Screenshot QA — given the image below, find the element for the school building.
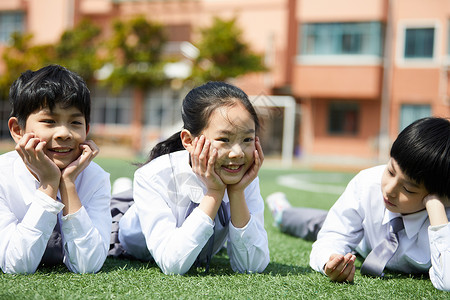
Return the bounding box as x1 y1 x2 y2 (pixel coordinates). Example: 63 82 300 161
0 0 449 166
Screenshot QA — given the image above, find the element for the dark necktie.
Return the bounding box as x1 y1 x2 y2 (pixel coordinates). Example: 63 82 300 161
39 216 63 267
185 201 229 272
360 216 404 277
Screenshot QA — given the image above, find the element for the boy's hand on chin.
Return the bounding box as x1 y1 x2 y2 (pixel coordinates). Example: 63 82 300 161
16 133 60 185
61 140 99 183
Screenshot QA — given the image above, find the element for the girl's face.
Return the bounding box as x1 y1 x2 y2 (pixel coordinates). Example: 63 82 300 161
201 101 256 185
381 158 429 214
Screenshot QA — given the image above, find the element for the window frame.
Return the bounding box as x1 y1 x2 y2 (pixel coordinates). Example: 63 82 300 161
327 101 360 136
297 21 384 66
0 11 25 44
397 20 440 67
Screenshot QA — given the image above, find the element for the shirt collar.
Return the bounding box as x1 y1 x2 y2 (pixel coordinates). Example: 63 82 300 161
382 208 429 239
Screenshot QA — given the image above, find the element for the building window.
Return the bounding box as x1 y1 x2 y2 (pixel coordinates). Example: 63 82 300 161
0 12 25 44
404 27 434 59
144 88 182 128
399 104 431 132
91 90 132 125
328 102 359 135
300 22 383 56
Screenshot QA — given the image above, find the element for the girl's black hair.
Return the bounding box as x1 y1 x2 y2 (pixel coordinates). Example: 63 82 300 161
390 117 450 198
9 64 91 128
144 81 260 164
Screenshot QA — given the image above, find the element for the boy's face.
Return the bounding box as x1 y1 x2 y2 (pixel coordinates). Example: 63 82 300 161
200 101 256 185
381 158 429 214
20 104 88 169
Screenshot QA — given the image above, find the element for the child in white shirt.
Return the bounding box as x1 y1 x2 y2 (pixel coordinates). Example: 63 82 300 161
0 65 111 274
115 81 270 275
267 117 450 291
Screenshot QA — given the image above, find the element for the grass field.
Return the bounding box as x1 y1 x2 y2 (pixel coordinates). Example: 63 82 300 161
0 156 448 299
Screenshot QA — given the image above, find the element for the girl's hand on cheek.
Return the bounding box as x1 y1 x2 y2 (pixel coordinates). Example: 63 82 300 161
16 132 60 185
61 140 99 183
190 135 225 194
228 136 264 193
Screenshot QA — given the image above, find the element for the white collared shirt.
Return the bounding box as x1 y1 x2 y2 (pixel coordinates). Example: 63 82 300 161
0 151 112 274
310 165 450 291
119 150 270 275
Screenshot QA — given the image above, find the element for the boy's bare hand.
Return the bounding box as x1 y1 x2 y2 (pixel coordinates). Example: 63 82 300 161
423 194 450 208
324 253 356 282
423 194 450 226
15 133 60 187
60 140 99 184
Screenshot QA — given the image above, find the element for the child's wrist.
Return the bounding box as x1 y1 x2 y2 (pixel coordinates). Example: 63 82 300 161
205 188 225 201
38 183 59 200
59 179 76 191
227 189 245 201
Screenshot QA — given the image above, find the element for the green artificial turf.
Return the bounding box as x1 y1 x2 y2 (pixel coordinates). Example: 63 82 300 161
0 159 448 299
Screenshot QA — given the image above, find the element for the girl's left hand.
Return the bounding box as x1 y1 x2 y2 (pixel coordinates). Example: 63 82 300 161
60 140 99 184
228 136 264 193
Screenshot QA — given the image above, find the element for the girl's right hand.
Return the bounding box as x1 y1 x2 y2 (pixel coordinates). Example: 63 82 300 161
15 133 61 196
190 135 226 195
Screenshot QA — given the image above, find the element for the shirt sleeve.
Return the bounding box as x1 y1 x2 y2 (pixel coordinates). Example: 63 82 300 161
60 167 112 274
309 174 365 274
132 170 214 275
428 223 450 291
227 177 270 273
0 189 63 274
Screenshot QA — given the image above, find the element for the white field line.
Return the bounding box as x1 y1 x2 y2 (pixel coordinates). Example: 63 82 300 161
276 174 347 195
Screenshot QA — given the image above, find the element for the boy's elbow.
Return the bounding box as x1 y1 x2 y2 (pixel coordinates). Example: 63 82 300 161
432 281 450 292
432 277 450 292
2 255 39 275
430 267 450 292
2 262 38 275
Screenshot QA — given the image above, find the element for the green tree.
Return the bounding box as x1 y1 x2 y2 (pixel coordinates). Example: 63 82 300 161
54 19 102 84
101 16 168 150
0 33 54 99
190 17 267 83
102 16 168 93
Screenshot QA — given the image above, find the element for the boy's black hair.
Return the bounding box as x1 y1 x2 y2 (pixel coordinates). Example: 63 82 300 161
390 117 450 199
9 64 91 128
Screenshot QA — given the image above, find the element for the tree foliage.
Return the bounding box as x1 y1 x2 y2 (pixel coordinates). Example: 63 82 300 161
0 33 54 99
54 19 102 84
102 16 168 93
190 17 267 83
0 19 101 99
